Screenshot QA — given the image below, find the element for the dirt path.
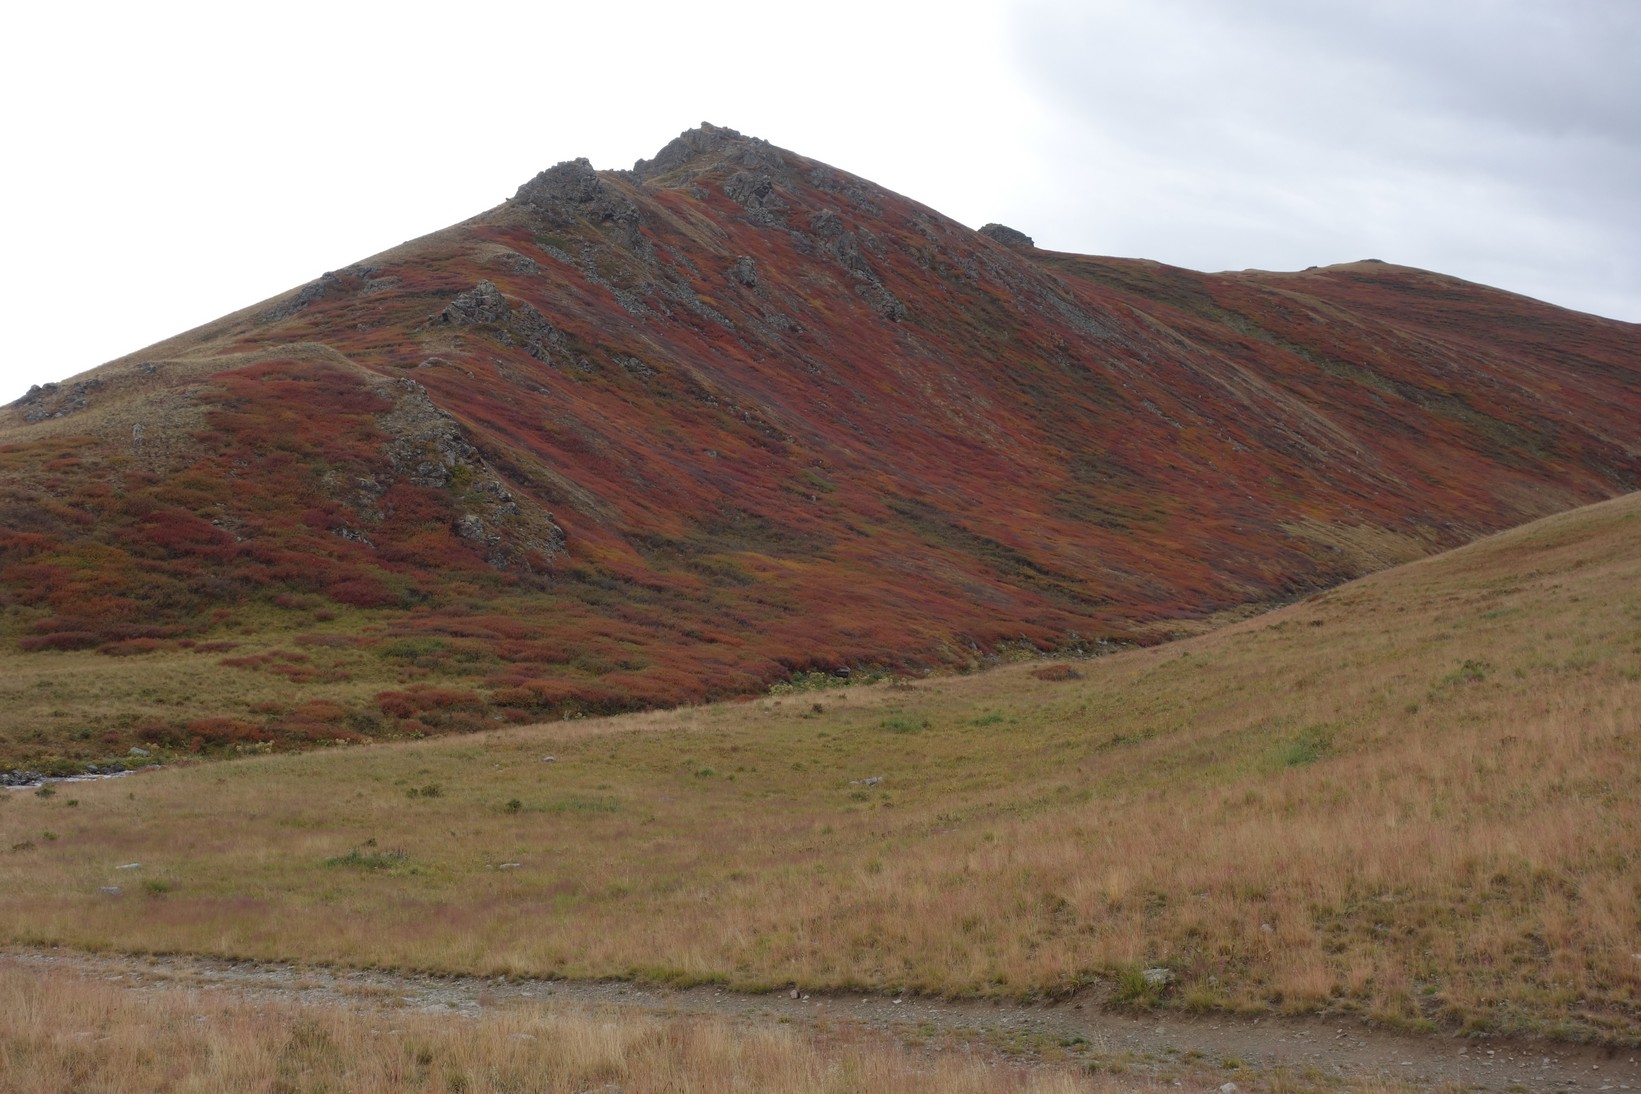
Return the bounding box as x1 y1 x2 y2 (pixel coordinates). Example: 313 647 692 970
7 947 1638 1091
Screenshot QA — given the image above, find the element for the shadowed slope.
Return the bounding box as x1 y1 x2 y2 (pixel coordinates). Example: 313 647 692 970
1 124 1636 763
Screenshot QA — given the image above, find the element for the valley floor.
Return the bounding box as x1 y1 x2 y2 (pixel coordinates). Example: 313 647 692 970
4 494 1640 1090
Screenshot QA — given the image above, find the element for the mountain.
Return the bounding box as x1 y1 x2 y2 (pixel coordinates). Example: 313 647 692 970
2 123 1637 763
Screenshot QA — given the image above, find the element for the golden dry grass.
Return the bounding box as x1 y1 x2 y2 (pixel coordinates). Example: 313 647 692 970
0 960 1124 1094
2 492 1638 1042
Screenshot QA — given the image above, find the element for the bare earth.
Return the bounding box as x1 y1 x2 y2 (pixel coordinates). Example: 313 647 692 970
7 948 1638 1091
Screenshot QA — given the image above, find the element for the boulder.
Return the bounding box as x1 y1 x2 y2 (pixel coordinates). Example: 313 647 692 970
979 223 1035 248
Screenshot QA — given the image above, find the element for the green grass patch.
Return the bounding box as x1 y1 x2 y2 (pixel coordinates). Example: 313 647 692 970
323 848 410 871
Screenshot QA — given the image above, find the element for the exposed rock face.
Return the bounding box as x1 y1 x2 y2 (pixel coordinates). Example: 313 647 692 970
259 264 384 322
806 212 906 320
632 122 785 181
374 378 566 568
439 280 512 326
515 157 605 206
724 170 786 226
489 250 540 276
728 256 758 288
979 223 1035 248
13 379 103 422
725 172 775 207
434 281 561 362
513 158 644 246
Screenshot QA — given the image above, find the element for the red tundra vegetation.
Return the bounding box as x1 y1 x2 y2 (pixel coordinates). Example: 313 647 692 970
1 124 1636 754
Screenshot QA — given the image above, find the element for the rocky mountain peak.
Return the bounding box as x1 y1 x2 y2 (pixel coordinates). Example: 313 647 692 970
632 122 787 182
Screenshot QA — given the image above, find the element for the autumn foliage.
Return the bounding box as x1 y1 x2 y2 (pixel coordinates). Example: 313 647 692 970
1 124 1637 758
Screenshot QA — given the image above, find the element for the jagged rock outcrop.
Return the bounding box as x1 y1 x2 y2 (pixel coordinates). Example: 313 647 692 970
979 223 1035 248
11 379 103 422
513 158 645 249
259 264 385 322
728 256 758 288
632 122 785 182
374 378 565 568
433 281 561 362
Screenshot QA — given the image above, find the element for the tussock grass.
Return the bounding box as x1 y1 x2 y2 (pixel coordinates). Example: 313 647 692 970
0 961 1114 1093
2 493 1639 1041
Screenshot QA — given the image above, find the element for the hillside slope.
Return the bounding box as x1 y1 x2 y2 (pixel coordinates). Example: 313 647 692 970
1 123 1637 761
5 488 1639 1041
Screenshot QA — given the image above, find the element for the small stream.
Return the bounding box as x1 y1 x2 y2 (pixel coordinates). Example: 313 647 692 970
1 765 149 789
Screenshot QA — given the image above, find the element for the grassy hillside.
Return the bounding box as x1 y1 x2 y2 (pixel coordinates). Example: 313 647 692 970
4 490 1637 1043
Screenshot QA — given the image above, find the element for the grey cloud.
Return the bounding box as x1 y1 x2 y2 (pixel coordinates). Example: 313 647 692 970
1005 0 1640 320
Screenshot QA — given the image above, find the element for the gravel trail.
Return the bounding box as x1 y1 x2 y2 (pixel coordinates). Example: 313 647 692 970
7 947 1638 1091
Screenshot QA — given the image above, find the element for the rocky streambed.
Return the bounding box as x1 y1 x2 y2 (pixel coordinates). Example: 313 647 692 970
1 761 150 789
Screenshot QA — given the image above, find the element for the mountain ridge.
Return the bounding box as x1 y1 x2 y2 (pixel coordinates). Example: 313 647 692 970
1 122 1636 762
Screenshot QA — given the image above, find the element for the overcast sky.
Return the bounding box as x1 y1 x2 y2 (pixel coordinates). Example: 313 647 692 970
3 0 1635 405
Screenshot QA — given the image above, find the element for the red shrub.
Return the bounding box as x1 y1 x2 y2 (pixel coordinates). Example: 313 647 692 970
0 532 53 561
376 691 419 719
376 686 485 720
19 632 101 651
268 664 347 683
140 510 233 556
293 633 355 648
327 577 397 608
186 717 274 746
268 717 355 742
97 638 169 656
491 686 539 707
